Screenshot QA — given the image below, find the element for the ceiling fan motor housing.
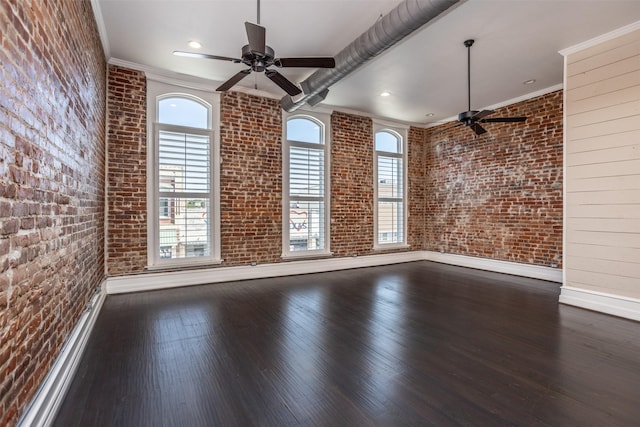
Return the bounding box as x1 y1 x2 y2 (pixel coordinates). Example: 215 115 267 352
241 44 275 72
458 110 478 124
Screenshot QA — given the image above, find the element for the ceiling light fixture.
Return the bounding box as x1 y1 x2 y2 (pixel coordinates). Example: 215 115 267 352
425 113 435 117
523 79 536 85
380 91 391 97
188 41 202 49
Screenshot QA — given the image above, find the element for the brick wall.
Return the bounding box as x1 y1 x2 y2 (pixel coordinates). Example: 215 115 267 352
0 0 106 425
330 112 375 256
220 92 283 265
106 66 147 275
102 68 562 270
424 91 563 266
408 126 426 249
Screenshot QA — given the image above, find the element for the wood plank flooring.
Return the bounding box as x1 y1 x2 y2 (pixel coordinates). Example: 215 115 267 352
53 261 640 426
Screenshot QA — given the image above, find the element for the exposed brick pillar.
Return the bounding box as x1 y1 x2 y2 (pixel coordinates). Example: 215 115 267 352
106 65 147 275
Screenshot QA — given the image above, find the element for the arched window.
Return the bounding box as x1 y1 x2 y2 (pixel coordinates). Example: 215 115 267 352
374 126 406 246
148 82 220 268
158 96 209 128
283 113 330 257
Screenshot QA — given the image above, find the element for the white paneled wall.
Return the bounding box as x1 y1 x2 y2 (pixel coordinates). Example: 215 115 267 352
561 23 640 319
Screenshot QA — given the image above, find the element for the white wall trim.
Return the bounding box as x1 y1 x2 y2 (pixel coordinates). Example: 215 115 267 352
423 251 563 283
89 0 110 59
109 58 221 92
18 283 107 427
106 252 424 294
108 58 281 100
559 286 640 322
559 20 640 56
106 251 565 294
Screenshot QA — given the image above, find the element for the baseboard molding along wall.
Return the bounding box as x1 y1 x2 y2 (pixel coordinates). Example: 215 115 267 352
106 251 425 294
18 282 107 427
422 251 563 283
107 250 562 294
559 286 640 322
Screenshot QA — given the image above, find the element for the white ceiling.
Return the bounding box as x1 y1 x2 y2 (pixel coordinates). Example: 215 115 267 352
94 0 640 126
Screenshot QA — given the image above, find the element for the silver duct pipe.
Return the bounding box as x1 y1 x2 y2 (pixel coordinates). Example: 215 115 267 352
280 0 461 112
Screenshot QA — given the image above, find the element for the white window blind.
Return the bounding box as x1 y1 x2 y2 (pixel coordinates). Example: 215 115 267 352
157 127 212 260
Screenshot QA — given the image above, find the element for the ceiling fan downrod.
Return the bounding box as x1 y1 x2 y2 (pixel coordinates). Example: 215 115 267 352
464 39 474 112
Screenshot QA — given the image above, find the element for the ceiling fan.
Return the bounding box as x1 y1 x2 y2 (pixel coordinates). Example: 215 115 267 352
453 39 527 135
173 1 335 96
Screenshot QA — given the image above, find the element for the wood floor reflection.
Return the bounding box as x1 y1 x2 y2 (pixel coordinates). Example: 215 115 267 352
54 261 640 426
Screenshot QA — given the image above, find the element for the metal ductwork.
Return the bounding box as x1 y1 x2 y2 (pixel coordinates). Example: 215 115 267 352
280 0 461 112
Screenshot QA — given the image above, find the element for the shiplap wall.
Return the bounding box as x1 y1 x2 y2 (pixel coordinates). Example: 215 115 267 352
564 27 640 299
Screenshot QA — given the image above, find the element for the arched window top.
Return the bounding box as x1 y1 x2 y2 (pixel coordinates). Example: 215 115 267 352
158 95 210 129
375 129 402 153
287 116 323 144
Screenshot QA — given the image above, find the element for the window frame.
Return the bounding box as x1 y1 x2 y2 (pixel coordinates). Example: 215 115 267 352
282 111 332 259
373 121 409 250
146 79 221 269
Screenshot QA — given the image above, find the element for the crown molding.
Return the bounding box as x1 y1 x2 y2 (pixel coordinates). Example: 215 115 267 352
559 20 640 56
89 0 110 58
108 58 279 99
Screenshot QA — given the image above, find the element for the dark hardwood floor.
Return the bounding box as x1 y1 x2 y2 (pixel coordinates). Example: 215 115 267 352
54 261 640 426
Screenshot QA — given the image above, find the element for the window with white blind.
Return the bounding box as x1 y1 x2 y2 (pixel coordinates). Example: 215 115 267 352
147 80 220 268
282 113 331 258
374 125 407 247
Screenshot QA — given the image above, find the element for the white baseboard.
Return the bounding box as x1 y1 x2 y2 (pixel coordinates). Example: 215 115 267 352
107 250 563 294
423 251 563 283
18 283 107 427
559 286 640 322
106 251 425 294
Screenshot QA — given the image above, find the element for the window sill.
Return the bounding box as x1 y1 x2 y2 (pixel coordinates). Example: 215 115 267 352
146 258 223 272
281 251 333 261
373 243 411 252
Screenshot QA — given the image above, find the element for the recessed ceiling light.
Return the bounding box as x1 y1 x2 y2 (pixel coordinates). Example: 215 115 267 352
188 41 202 49
425 113 435 117
380 91 391 97
523 79 536 85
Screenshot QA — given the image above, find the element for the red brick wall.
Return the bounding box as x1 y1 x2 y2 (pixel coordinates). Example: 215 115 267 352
220 92 282 265
106 66 147 275
424 91 563 266
103 70 561 270
408 126 427 249
330 112 374 256
0 1 106 425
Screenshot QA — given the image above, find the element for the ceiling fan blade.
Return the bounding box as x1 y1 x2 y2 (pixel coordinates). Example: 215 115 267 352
216 69 252 92
245 22 266 56
173 51 241 62
472 109 494 120
470 122 487 135
265 69 302 96
480 117 528 123
274 57 336 68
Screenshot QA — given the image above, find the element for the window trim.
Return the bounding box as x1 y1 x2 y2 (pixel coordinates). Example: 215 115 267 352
282 111 332 259
373 121 409 250
146 80 221 269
